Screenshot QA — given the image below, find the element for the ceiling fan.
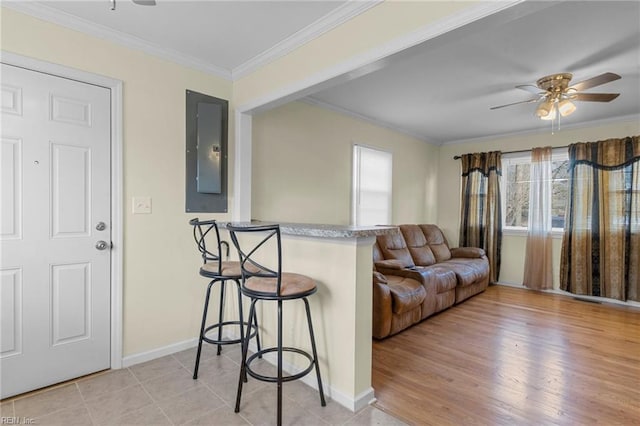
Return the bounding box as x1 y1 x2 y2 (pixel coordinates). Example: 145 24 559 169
110 0 156 11
490 72 621 120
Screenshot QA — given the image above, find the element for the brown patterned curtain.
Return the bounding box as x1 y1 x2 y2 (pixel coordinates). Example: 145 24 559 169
560 136 640 302
459 151 502 283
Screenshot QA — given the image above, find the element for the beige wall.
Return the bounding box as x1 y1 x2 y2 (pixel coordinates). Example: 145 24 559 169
252 101 439 225
1 7 234 356
437 119 640 287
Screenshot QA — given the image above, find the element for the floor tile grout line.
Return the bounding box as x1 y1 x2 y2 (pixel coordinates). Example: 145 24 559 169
129 365 178 426
17 380 86 422
135 360 247 426
192 354 255 425
73 381 99 426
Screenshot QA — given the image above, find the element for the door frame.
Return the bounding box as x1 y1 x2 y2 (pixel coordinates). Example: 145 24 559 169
1 51 124 369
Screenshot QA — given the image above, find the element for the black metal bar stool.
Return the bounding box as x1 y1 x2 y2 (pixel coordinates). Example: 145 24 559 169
227 223 326 426
189 218 261 379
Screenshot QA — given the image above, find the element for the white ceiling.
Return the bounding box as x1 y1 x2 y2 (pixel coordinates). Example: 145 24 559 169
8 0 640 145
308 1 640 144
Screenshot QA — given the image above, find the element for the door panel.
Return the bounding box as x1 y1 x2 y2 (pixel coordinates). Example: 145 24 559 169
1 137 22 239
0 63 111 398
51 143 91 237
51 262 91 346
0 268 23 358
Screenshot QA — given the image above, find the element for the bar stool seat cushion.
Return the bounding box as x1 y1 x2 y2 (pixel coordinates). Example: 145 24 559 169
200 261 242 278
246 273 316 296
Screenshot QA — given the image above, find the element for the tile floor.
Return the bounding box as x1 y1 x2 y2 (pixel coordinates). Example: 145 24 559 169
0 345 406 425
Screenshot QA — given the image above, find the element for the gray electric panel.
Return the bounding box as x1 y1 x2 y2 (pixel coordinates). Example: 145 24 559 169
196 102 222 194
185 90 228 213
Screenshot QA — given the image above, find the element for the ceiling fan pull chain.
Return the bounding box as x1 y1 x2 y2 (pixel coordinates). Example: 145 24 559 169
111 0 116 11
556 107 561 134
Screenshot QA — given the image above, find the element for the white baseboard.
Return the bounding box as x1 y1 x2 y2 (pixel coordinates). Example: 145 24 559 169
249 339 374 412
495 282 640 308
121 338 198 368
120 334 372 412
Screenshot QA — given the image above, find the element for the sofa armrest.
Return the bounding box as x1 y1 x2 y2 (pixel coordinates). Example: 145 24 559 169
373 271 388 284
372 272 392 339
374 259 406 270
373 265 431 284
450 247 486 258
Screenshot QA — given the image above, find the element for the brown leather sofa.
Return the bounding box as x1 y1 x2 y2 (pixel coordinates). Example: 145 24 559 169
372 224 490 339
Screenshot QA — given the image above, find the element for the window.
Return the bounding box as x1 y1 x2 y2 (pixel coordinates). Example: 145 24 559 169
502 150 569 232
352 145 392 226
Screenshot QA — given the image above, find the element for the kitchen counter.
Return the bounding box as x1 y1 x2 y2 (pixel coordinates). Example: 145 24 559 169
221 221 397 239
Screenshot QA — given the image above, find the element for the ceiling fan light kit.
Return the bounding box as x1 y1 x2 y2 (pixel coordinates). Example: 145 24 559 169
558 99 576 117
492 71 621 123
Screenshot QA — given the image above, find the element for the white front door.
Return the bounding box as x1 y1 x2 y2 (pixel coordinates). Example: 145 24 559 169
1 64 111 399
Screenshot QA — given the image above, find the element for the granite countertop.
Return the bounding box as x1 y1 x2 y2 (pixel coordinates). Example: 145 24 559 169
220 221 398 239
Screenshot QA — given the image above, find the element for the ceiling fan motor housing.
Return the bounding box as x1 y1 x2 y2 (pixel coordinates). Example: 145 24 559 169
536 73 573 94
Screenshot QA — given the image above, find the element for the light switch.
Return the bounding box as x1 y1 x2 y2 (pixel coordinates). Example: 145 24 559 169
132 196 152 214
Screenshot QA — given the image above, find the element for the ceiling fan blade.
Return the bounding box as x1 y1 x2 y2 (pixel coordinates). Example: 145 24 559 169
569 72 621 92
132 0 156 5
572 93 620 102
490 98 541 110
515 85 543 95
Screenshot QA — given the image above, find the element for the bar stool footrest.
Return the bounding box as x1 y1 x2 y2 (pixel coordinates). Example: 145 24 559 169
202 320 258 346
246 347 315 383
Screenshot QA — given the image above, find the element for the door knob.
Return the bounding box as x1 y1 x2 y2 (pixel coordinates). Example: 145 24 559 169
95 240 109 250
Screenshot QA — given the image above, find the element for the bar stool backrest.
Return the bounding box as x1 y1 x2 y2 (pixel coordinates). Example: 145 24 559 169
189 218 229 276
227 224 283 297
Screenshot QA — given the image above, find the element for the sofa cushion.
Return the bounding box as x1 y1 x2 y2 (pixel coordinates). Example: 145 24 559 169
376 231 415 268
387 276 426 314
447 258 490 280
399 224 436 266
418 265 457 293
419 225 452 262
438 261 482 287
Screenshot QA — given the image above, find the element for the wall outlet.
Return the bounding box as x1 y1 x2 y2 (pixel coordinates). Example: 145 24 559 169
132 196 152 214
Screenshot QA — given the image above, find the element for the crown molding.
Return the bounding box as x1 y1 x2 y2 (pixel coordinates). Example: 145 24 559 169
231 0 383 80
3 0 382 82
2 2 233 80
302 96 435 144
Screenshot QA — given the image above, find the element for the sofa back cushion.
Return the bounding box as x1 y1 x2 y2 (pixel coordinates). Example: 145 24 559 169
376 230 415 268
399 224 436 266
419 224 452 262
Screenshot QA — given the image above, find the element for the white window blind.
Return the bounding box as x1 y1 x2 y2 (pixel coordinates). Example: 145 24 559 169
352 145 392 226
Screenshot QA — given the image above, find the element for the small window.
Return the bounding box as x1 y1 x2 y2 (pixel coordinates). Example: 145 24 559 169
502 150 569 232
352 145 392 226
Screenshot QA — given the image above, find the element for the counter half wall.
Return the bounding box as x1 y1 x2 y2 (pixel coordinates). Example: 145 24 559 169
220 222 397 411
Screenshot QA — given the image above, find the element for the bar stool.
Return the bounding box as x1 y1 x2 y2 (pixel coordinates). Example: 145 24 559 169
189 218 261 379
227 224 326 426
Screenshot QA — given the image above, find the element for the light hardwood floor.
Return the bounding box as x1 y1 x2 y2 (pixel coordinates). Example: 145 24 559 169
372 285 640 426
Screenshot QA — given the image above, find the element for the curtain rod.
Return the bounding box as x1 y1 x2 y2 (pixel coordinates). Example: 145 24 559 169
453 145 570 160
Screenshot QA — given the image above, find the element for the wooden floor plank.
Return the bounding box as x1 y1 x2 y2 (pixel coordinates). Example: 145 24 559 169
372 285 640 425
